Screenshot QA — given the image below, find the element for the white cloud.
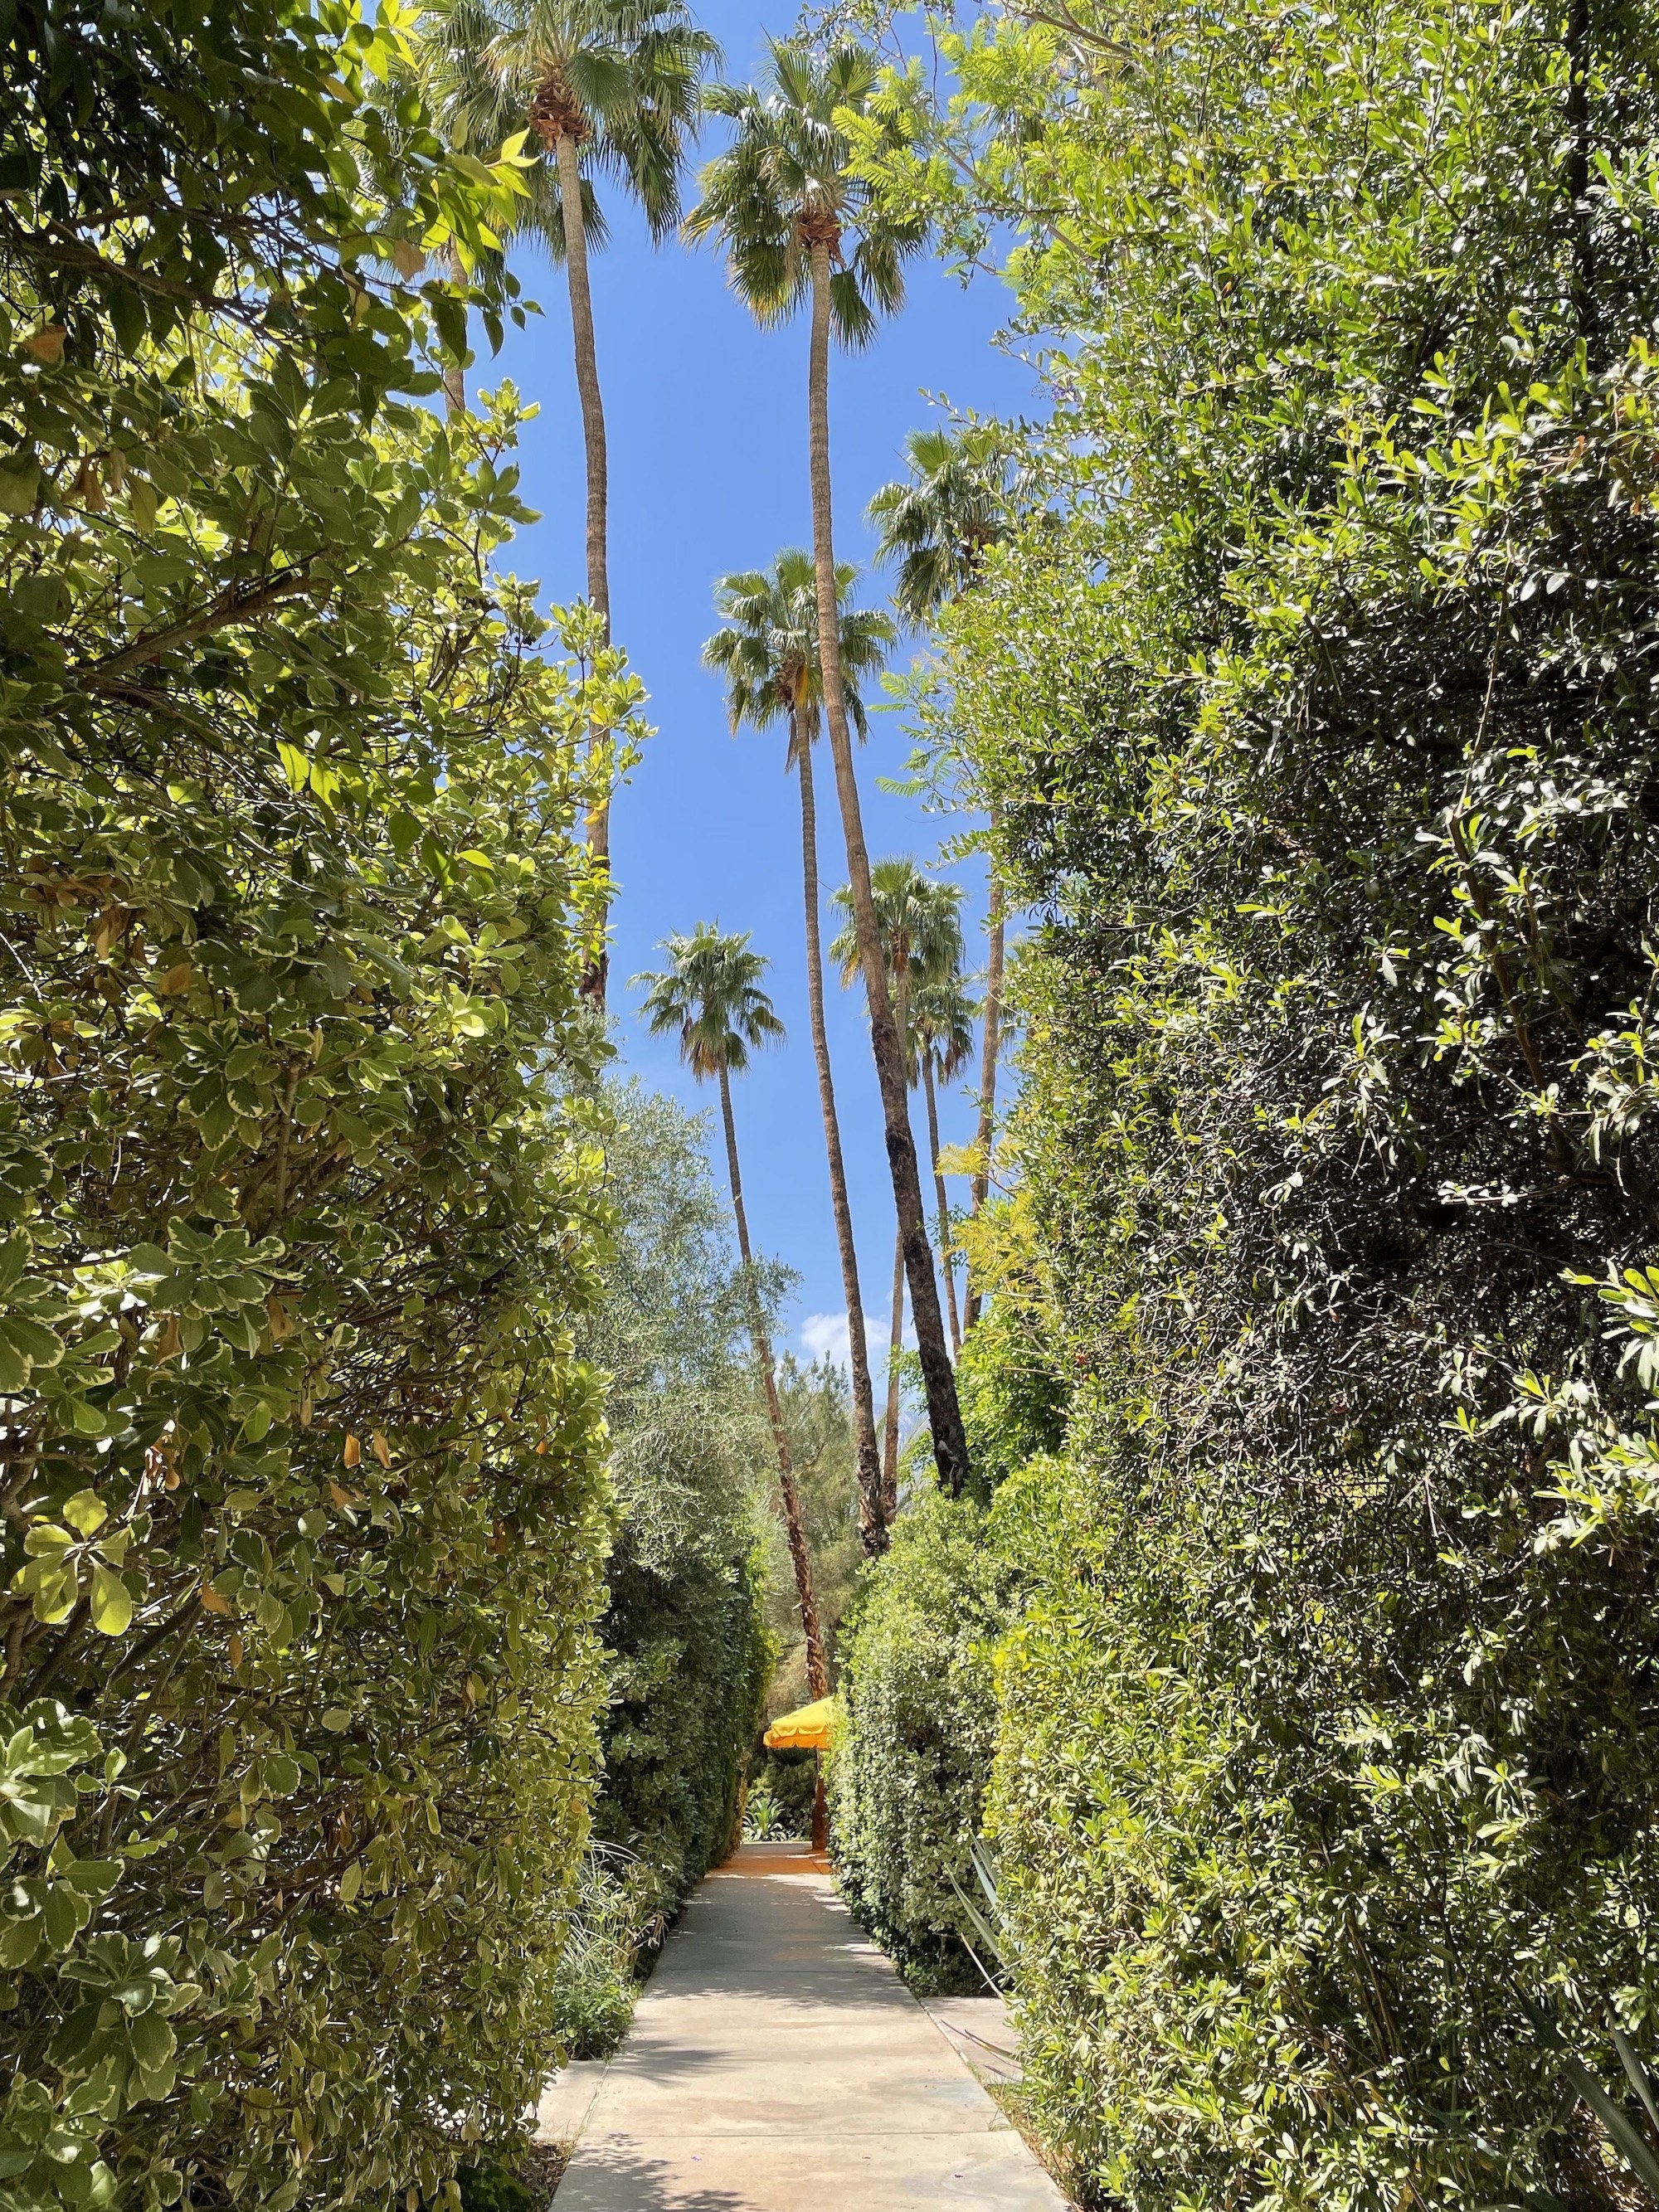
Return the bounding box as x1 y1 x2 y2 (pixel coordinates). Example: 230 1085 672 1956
800 1309 902 1376
800 1312 852 1373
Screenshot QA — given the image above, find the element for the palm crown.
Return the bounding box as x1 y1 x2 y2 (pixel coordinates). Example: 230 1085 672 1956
703 551 893 762
684 40 927 345
907 972 975 1087
421 0 718 252
867 424 1014 625
635 923 785 1081
829 861 964 1009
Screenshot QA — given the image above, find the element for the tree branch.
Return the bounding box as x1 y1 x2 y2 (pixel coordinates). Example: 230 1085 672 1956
72 564 314 693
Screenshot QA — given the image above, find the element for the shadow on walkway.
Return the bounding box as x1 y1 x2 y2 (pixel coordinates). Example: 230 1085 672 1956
549 1845 1070 2211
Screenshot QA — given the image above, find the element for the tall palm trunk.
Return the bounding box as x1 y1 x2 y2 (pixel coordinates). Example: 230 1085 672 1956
922 1053 962 1355
965 816 1005 1332
805 231 971 1499
795 708 886 1553
881 950 912 1519
881 1225 903 1523
554 127 614 1007
716 1062 828 1698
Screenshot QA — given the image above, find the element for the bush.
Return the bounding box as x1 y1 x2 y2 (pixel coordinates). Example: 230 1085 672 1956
886 0 1659 2198
455 2162 538 2212
953 1280 1068 1495
577 1088 774 1966
830 1490 1025 1988
0 3 640 2202
549 1846 662 2063
596 1538 771 1904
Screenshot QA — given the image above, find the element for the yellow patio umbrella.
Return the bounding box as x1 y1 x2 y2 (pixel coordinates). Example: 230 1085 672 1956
764 1696 836 1753
761 1698 836 1850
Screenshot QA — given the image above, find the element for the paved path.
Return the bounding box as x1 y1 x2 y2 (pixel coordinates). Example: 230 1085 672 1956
549 1841 1069 2211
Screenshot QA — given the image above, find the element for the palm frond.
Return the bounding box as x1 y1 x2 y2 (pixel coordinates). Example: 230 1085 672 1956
418 0 715 254
686 36 927 339
633 925 785 1080
703 552 891 762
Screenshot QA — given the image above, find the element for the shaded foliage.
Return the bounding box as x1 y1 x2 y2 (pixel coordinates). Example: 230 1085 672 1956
851 0 1659 2200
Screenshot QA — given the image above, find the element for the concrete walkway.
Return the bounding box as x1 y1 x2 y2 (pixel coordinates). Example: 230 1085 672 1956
549 1841 1069 2211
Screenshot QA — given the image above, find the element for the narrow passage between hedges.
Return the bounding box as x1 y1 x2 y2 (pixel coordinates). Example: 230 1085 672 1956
544 1841 1068 2211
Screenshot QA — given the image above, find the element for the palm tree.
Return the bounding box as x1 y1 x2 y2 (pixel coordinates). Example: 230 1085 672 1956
867 423 1010 622
868 423 1017 1329
908 974 975 1359
703 551 895 1552
421 0 718 1000
635 926 827 1697
830 863 963 1522
686 43 972 1497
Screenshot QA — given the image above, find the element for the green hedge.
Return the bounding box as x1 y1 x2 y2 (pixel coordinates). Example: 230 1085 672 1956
577 1088 776 1952
596 1537 771 1906
890 0 1659 2198
0 3 639 2202
830 1490 1025 1989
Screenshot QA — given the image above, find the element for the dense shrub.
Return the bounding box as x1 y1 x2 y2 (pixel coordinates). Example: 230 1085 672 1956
578 1091 774 1946
830 1490 1024 1987
596 1540 770 1903
951 1279 1067 1495
744 1748 816 1840
863 0 1659 2200
0 2 641 2203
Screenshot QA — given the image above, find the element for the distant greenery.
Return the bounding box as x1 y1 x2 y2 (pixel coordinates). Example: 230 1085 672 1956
582 1088 775 1948
759 1355 864 1709
743 1749 816 1841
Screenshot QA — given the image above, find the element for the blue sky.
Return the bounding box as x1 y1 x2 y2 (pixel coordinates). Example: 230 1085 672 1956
483 7 1035 1369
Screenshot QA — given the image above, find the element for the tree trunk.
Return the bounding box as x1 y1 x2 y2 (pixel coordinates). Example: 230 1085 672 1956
882 1223 904 1524
881 951 912 1519
965 817 1005 1332
805 234 971 1497
718 1065 828 1699
922 1054 962 1356
795 711 886 1553
555 128 613 1007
